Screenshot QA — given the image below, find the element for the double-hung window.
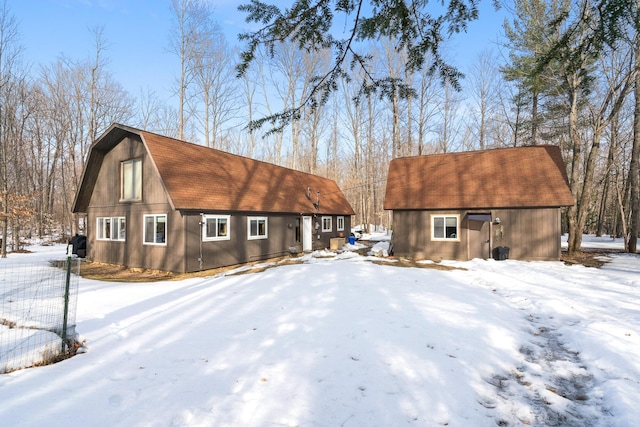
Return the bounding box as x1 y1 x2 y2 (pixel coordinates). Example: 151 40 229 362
337 216 345 232
121 158 142 201
248 217 267 240
144 214 166 245
97 217 126 241
431 215 459 240
322 216 332 232
203 215 230 241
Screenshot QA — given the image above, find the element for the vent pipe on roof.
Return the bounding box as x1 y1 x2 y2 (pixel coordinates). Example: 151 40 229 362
314 191 320 210
306 187 311 199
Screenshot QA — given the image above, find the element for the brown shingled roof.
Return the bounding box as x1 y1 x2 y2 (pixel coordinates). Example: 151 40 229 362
140 131 354 214
383 145 575 210
73 124 354 215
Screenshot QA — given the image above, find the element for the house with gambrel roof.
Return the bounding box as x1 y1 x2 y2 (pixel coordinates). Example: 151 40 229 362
73 124 354 273
383 145 575 261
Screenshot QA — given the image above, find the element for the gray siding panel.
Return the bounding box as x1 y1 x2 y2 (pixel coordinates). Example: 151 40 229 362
493 208 561 260
88 203 182 271
86 135 179 271
182 213 351 273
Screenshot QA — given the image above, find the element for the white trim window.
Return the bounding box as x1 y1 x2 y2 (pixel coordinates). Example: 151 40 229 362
121 158 142 201
97 217 126 241
322 216 332 232
144 214 167 245
248 217 267 240
203 215 230 241
431 215 459 241
337 216 345 232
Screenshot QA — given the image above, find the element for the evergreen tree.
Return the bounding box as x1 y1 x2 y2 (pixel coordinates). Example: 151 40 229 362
236 0 489 131
500 0 568 146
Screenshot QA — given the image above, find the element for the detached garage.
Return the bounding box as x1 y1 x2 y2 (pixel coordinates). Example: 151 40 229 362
383 145 575 261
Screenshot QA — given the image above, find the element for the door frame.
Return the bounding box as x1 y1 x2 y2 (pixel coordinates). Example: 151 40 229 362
467 213 491 260
302 216 312 252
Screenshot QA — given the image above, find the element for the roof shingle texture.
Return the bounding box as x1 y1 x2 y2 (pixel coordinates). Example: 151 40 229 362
384 145 575 210
141 131 354 215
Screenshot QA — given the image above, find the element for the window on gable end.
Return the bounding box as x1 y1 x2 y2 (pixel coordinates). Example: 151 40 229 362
121 158 142 201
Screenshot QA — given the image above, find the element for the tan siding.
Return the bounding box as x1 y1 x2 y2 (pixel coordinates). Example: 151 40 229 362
493 208 561 260
392 210 468 260
392 208 562 261
88 136 170 208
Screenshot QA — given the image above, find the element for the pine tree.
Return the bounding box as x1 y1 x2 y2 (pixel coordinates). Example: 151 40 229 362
236 0 486 132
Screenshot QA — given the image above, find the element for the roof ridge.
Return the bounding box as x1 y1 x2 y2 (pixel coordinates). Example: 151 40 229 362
392 144 560 161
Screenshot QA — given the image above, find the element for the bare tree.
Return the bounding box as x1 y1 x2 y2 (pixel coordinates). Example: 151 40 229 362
31 27 133 239
436 81 464 153
412 59 442 155
300 91 328 174
240 71 258 158
137 87 165 131
299 49 331 173
558 3 633 254
595 45 634 237
340 71 366 228
188 21 239 148
249 45 286 164
168 0 211 140
270 42 318 168
466 50 500 150
380 38 404 159
627 6 640 252
0 1 26 257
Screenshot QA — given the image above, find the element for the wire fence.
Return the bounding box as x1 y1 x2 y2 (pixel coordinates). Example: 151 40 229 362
0 257 80 374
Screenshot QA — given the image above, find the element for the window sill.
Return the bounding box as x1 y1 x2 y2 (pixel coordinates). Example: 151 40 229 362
203 237 231 242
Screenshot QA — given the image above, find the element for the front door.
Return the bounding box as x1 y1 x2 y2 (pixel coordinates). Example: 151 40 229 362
302 216 313 252
468 218 490 259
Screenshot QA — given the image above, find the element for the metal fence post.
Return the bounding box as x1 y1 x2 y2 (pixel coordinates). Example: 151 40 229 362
61 255 72 353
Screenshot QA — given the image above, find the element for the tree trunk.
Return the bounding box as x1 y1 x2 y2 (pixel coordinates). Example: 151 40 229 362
627 40 640 252
530 90 538 145
597 120 618 236
566 82 583 254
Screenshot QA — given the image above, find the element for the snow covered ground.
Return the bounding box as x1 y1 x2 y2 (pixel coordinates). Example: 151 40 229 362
0 235 638 426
